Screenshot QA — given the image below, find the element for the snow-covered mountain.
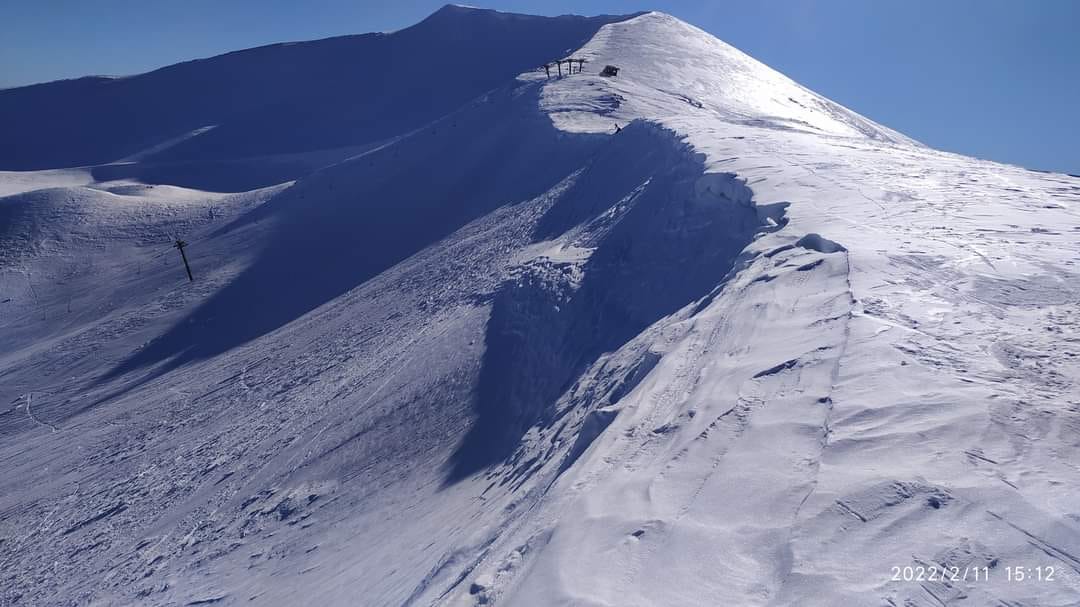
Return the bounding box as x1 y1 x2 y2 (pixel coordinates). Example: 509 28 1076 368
0 5 635 184
2 6 1079 607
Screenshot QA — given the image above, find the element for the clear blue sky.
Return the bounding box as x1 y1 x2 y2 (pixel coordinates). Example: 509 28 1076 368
2 0 1077 174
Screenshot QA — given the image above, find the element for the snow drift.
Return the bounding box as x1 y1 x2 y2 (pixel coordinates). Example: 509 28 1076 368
2 6 1079 607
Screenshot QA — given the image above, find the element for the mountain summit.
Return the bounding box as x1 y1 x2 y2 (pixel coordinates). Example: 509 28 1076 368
541 11 915 144
1 7 1078 607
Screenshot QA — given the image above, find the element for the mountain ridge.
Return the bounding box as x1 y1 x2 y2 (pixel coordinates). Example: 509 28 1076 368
1 6 1078 607
0 5 638 174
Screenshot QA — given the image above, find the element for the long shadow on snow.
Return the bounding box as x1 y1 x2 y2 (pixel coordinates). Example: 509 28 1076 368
447 123 765 482
0 6 637 170
97 83 606 390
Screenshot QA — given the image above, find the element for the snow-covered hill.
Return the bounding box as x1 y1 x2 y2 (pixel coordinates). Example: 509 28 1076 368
0 6 635 184
2 7 1079 607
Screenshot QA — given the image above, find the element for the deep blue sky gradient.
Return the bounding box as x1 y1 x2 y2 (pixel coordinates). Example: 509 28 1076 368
2 0 1077 173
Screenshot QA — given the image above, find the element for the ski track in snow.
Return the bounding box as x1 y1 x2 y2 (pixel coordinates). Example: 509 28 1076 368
22 392 59 432
1 7 1079 607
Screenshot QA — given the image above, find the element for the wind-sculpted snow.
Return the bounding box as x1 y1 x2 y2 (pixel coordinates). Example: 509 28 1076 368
450 123 763 481
99 81 606 388
446 13 1080 607
2 6 1080 607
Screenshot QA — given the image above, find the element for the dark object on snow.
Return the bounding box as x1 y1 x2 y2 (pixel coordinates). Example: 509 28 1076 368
548 58 587 77
600 65 620 77
174 238 194 282
614 123 621 133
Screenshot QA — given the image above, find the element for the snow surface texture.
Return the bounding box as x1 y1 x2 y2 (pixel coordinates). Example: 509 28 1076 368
2 7 1080 607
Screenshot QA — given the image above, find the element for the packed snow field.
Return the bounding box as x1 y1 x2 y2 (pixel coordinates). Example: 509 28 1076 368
2 6 1079 607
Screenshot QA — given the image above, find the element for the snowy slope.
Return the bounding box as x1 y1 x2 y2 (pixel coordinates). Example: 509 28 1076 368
0 5 634 185
451 14 1080 607
540 11 916 145
2 7 1079 607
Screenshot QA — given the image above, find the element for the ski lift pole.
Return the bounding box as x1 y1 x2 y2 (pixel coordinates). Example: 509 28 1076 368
174 238 194 282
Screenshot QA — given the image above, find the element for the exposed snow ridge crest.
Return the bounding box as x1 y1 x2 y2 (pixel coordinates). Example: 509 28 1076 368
537 10 917 147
